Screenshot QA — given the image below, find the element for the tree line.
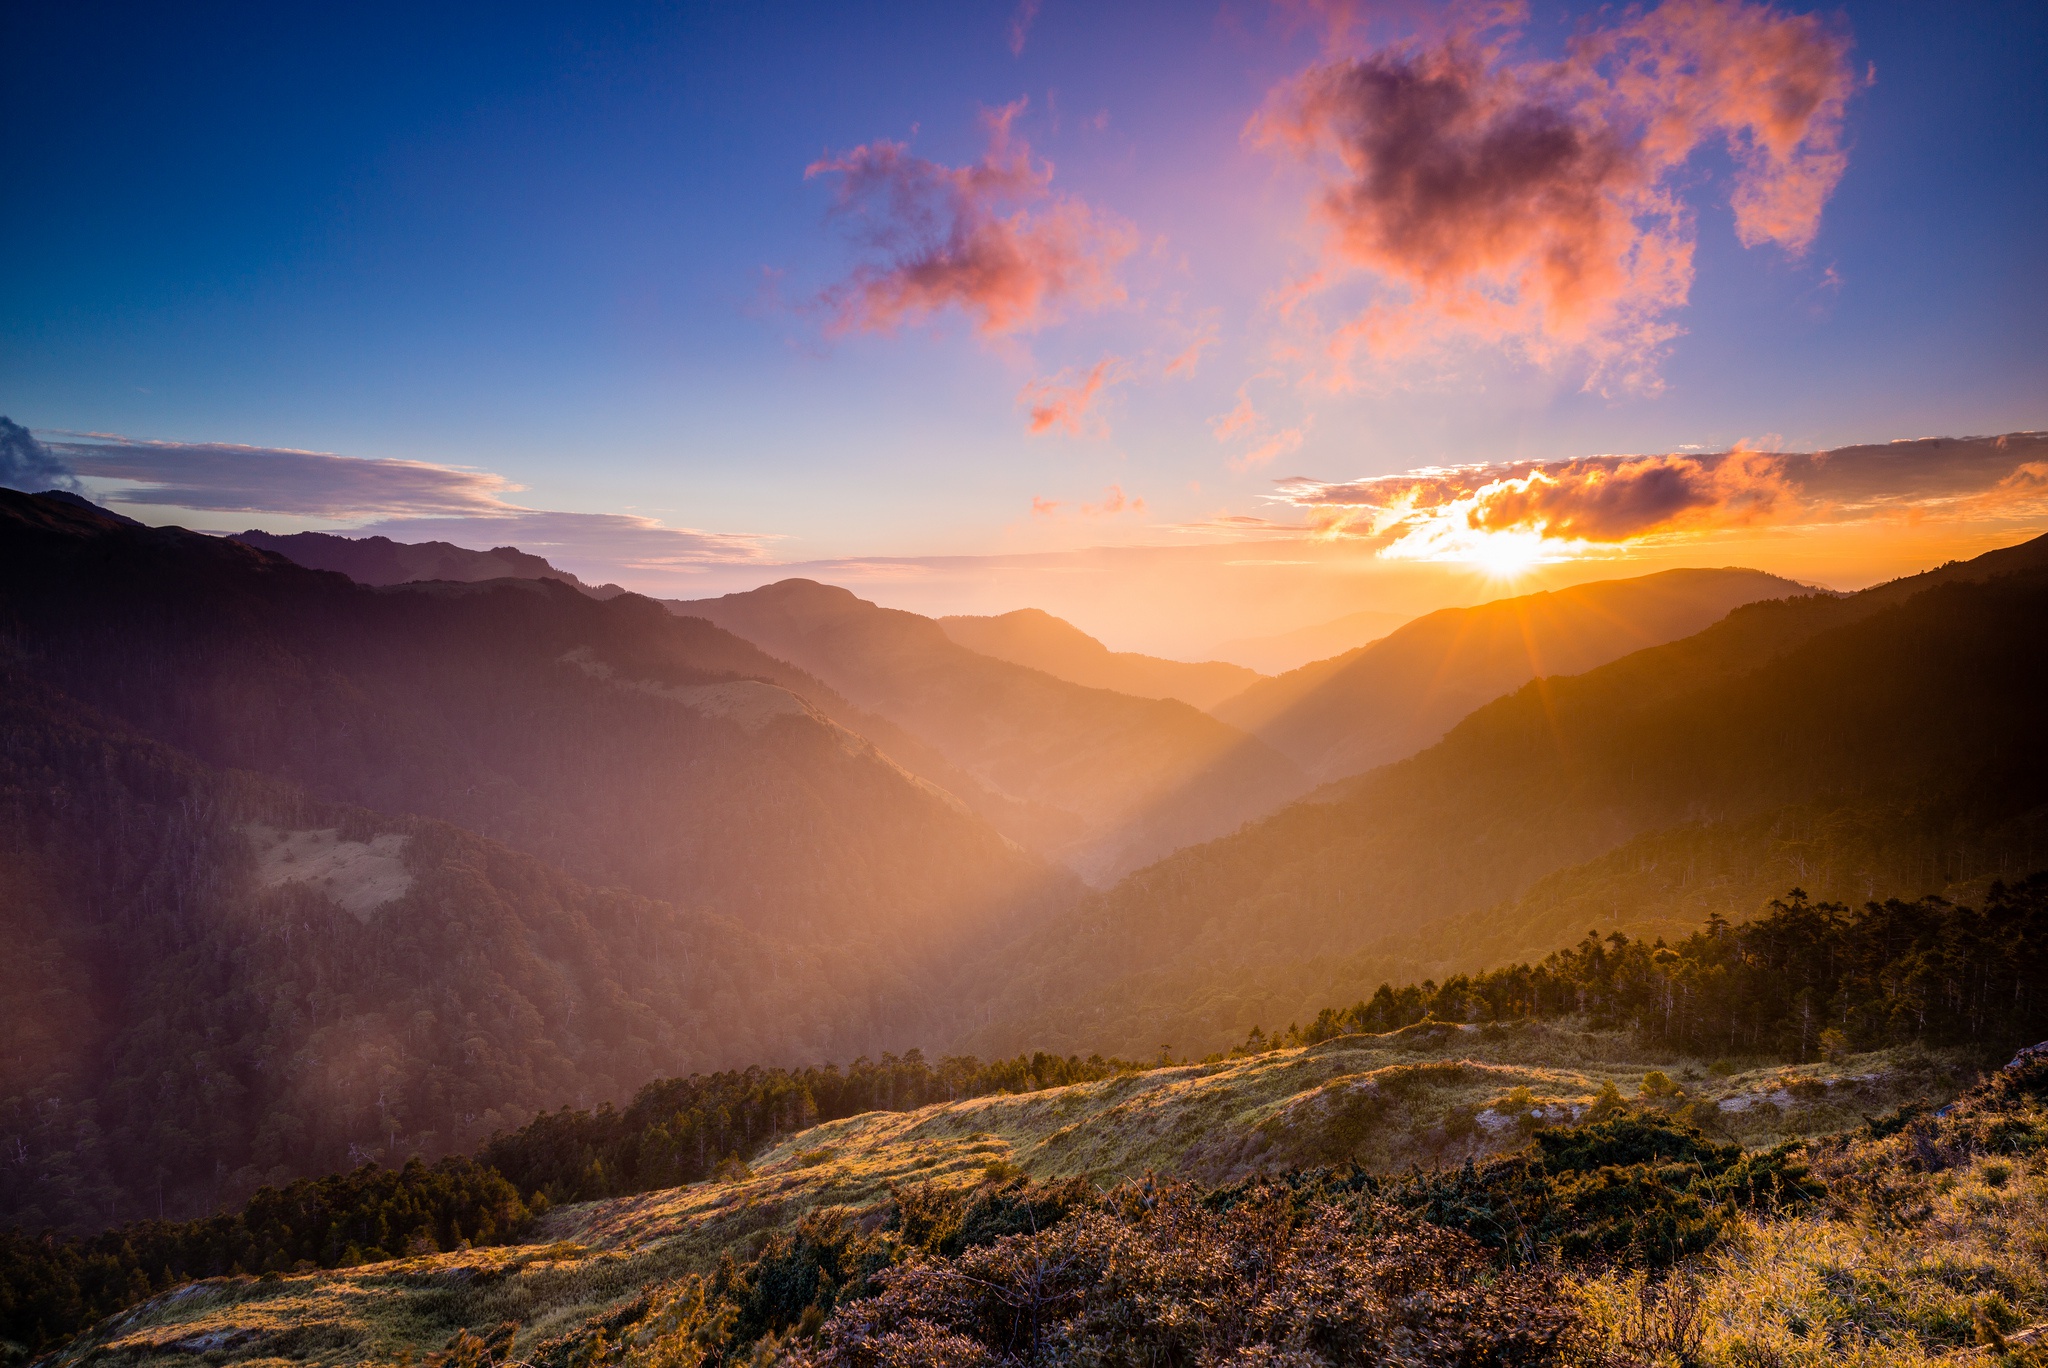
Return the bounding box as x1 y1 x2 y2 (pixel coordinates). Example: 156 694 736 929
1246 877 2048 1063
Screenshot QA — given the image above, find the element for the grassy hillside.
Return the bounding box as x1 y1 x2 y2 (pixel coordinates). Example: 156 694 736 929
1212 567 1812 782
28 1032 2019 1368
960 551 2048 1058
676 579 1310 882
937 608 1261 711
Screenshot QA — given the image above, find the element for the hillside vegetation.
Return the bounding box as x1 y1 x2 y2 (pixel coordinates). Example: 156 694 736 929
8 877 2038 1361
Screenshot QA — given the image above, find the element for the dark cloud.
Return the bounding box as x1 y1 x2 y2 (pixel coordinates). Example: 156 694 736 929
0 417 84 493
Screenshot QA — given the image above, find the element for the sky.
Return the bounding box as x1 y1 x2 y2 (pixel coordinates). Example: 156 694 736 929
3 0 2045 656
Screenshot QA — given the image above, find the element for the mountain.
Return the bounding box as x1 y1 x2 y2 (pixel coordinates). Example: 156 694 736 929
1210 607 1413 675
229 527 629 597
938 608 1262 712
959 538 2048 1058
673 580 1312 882
0 491 1064 1230
1213 568 1812 782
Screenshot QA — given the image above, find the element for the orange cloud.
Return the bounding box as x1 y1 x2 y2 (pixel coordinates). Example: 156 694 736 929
1275 434 2048 562
1251 0 1858 388
1019 357 1125 437
1030 485 1148 520
808 102 1137 338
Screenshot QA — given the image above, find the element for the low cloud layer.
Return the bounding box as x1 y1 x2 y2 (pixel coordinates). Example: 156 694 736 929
49 434 521 519
28 430 773 583
807 102 1137 338
1253 0 1858 388
1276 434 2048 561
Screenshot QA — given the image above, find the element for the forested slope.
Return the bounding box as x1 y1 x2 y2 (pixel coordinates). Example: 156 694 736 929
960 544 2048 1058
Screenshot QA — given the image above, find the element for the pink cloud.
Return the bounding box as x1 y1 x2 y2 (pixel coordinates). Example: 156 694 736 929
1019 357 1126 437
1007 0 1041 56
1209 392 1260 442
1251 0 1858 388
1234 427 1308 472
807 102 1137 339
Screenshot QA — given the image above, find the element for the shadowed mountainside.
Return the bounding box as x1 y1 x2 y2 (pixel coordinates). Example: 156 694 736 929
938 608 1261 711
0 491 1069 1229
1213 568 1814 783
230 527 630 598
675 579 1311 882
959 538 2048 1058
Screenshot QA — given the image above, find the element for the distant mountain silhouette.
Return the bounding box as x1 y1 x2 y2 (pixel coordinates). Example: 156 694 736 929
674 580 1312 882
1213 568 1814 782
230 527 629 597
1210 607 1413 676
939 608 1261 711
0 491 1064 1230
963 538 2048 1058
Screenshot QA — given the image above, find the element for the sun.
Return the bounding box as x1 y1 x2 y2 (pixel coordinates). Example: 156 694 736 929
1463 530 1547 580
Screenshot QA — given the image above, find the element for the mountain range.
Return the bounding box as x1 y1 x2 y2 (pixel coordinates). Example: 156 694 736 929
958 540 2048 1058
1212 568 1812 782
0 491 1062 1230
7 488 2045 1244
674 579 1311 882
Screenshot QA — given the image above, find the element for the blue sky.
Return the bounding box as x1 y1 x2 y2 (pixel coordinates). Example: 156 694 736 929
3 1 2044 651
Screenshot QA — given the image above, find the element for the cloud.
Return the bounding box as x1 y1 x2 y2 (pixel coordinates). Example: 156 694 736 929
1251 0 1858 388
1007 0 1041 56
1082 484 1145 515
39 431 773 584
51 434 519 519
807 101 1137 338
1019 356 1125 437
1273 433 2048 561
0 416 84 492
1032 485 1148 519
1163 324 1219 378
1235 426 1308 472
1209 393 1260 442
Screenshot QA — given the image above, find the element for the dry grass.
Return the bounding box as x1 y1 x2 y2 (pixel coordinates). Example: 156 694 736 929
1566 1102 2048 1367
47 1025 1961 1367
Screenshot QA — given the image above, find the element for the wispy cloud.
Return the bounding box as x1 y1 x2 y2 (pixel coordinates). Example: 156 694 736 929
807 101 1137 339
1020 357 1126 437
1252 0 1859 389
1030 484 1148 519
1006 0 1042 56
1273 433 2048 562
